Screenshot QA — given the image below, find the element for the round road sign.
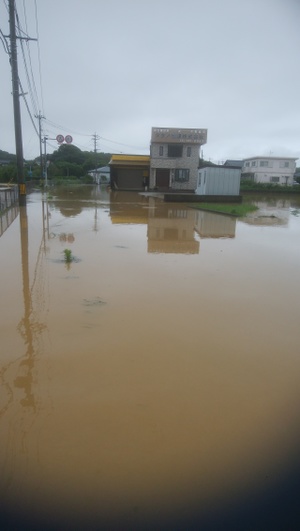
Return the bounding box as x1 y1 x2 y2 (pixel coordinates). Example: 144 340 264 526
56 134 64 144
65 135 73 144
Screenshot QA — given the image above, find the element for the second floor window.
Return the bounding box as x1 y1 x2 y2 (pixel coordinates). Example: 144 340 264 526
168 144 183 157
159 146 163 156
260 161 268 167
187 146 191 157
280 161 289 168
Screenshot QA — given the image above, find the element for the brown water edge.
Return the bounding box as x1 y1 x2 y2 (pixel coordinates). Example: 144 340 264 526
1 188 300 528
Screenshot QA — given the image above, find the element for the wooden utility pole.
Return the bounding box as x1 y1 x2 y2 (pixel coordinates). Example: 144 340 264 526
9 0 26 205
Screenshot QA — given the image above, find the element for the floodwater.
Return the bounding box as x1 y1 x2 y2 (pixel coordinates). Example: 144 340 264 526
1 186 300 530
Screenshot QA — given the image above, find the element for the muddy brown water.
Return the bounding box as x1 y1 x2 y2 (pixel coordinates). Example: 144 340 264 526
1 187 300 529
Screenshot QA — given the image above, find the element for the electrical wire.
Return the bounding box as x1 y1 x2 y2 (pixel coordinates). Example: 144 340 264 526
34 0 44 113
21 0 41 114
0 28 9 54
19 77 39 137
15 7 39 117
44 118 92 137
100 136 149 151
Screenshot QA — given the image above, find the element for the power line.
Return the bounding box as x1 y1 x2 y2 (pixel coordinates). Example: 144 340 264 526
100 136 149 150
44 118 92 137
19 78 39 137
0 28 9 53
34 0 44 113
15 6 40 117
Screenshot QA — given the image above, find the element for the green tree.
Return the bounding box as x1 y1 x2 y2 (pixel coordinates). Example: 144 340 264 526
0 164 17 183
49 144 86 165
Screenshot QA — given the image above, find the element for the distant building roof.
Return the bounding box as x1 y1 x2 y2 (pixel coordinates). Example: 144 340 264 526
242 156 298 161
224 160 243 168
109 154 150 166
200 164 241 171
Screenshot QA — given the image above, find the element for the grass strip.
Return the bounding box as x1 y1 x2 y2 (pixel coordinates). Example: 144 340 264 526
191 203 258 217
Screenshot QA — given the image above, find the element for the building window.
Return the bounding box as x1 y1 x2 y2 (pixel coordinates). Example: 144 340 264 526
260 160 268 167
187 146 191 157
280 161 289 168
245 162 250 167
251 161 256 167
270 176 280 183
174 169 189 182
159 145 163 156
168 144 183 158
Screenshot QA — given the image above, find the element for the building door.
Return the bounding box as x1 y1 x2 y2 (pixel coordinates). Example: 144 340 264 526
156 169 170 189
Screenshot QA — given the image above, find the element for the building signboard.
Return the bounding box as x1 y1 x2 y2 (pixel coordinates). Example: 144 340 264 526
151 127 207 145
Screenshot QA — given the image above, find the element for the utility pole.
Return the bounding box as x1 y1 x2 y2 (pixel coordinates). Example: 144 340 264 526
36 111 44 180
42 136 48 188
8 0 26 206
92 132 100 183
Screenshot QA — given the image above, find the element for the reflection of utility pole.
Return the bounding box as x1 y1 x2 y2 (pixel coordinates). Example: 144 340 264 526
8 0 26 206
17 204 35 408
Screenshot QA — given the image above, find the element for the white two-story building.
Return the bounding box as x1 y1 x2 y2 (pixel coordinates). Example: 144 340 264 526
241 156 297 185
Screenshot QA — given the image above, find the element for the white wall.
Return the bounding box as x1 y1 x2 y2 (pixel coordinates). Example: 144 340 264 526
196 167 241 195
242 158 297 185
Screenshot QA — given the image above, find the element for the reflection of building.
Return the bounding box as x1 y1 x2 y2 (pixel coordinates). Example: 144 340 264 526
109 191 149 224
148 202 199 254
240 200 290 227
194 210 236 238
109 155 150 190
150 127 207 192
196 166 241 196
0 203 19 237
241 156 297 185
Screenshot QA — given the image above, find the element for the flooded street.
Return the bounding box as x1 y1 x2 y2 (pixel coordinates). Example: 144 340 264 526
1 187 300 529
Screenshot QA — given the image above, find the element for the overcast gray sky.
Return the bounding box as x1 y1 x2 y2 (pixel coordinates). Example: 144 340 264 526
1 0 299 163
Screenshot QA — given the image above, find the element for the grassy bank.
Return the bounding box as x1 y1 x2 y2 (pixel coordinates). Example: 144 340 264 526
241 181 300 193
191 203 258 217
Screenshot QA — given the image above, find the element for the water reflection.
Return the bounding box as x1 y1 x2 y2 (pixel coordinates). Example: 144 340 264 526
0 203 19 237
0 203 49 526
194 209 236 238
242 194 300 227
1 189 300 529
109 191 238 253
147 200 200 253
109 190 149 224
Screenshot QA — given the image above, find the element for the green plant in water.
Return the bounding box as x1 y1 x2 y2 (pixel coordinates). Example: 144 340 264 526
63 248 73 263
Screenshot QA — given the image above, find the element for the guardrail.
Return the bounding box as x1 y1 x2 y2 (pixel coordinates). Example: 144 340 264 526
0 202 19 238
0 184 19 212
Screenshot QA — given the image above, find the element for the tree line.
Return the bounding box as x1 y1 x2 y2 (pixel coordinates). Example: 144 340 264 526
0 145 111 183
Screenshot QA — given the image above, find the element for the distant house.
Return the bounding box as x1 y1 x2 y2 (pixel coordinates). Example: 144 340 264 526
88 165 110 184
150 127 207 191
294 168 300 182
241 156 297 185
196 165 241 196
109 155 150 190
224 159 243 169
